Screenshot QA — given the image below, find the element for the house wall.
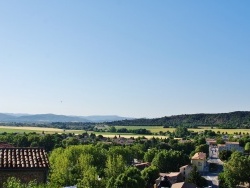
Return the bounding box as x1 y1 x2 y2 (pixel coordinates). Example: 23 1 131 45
167 174 183 184
191 159 205 172
179 166 192 180
0 169 48 188
218 143 244 153
225 143 243 152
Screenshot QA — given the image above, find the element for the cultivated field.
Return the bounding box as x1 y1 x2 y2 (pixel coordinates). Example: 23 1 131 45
0 125 249 136
114 126 173 133
95 133 168 139
0 126 85 134
114 125 250 134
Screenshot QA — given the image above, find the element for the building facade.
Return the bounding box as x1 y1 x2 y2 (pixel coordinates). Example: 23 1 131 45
191 152 206 172
218 142 244 153
0 148 49 187
179 164 193 181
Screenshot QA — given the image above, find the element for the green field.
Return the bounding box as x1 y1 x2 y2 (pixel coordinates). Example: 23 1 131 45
114 126 174 133
0 125 249 136
0 126 85 134
114 125 250 134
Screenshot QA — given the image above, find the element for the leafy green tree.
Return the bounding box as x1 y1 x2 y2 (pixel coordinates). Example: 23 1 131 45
105 155 126 179
218 172 229 188
77 153 105 188
244 142 250 155
114 167 145 188
143 148 159 162
152 150 189 172
218 150 232 161
129 144 145 160
174 126 190 138
239 136 250 147
49 148 76 186
62 137 80 147
108 146 133 165
77 166 105 188
27 134 40 146
49 145 107 187
78 145 107 173
40 134 55 151
219 151 250 187
3 177 23 188
204 130 216 137
195 137 206 146
176 142 196 156
106 177 116 188
13 135 29 147
141 166 160 188
2 177 55 188
109 126 116 133
195 144 209 155
30 141 39 147
187 165 207 187
216 137 225 144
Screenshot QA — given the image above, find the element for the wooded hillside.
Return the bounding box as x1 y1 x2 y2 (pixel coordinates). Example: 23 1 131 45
107 111 250 129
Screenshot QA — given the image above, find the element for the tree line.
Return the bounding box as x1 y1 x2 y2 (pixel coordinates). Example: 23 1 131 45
109 126 152 135
0 127 250 188
107 111 250 129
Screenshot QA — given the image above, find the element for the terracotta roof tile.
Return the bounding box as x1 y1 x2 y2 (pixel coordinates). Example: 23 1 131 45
0 148 49 169
191 152 206 160
160 172 181 177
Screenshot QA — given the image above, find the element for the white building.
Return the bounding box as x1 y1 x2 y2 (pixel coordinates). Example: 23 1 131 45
218 142 244 153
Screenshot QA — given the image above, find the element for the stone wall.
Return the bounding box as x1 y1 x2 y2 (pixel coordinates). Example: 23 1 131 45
0 169 48 187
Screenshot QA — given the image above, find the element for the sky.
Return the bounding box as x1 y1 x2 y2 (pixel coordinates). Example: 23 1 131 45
0 1 250 118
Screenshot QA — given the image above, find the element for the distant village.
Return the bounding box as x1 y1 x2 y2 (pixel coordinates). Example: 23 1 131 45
0 126 249 188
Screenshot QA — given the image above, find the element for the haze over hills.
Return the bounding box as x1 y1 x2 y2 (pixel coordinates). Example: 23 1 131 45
0 113 133 123
1 112 250 129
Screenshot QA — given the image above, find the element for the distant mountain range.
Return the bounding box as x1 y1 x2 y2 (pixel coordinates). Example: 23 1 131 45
0 113 133 123
1 112 250 129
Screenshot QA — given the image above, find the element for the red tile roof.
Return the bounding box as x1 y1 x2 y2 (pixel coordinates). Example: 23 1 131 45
191 152 206 160
0 148 49 169
160 172 181 177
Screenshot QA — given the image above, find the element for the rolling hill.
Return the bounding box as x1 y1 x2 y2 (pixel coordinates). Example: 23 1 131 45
0 113 132 123
107 111 250 129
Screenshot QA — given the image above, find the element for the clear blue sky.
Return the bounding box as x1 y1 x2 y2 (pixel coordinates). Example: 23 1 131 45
0 1 249 118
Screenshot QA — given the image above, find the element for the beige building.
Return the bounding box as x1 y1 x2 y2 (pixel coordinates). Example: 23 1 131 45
191 152 206 172
179 164 193 181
